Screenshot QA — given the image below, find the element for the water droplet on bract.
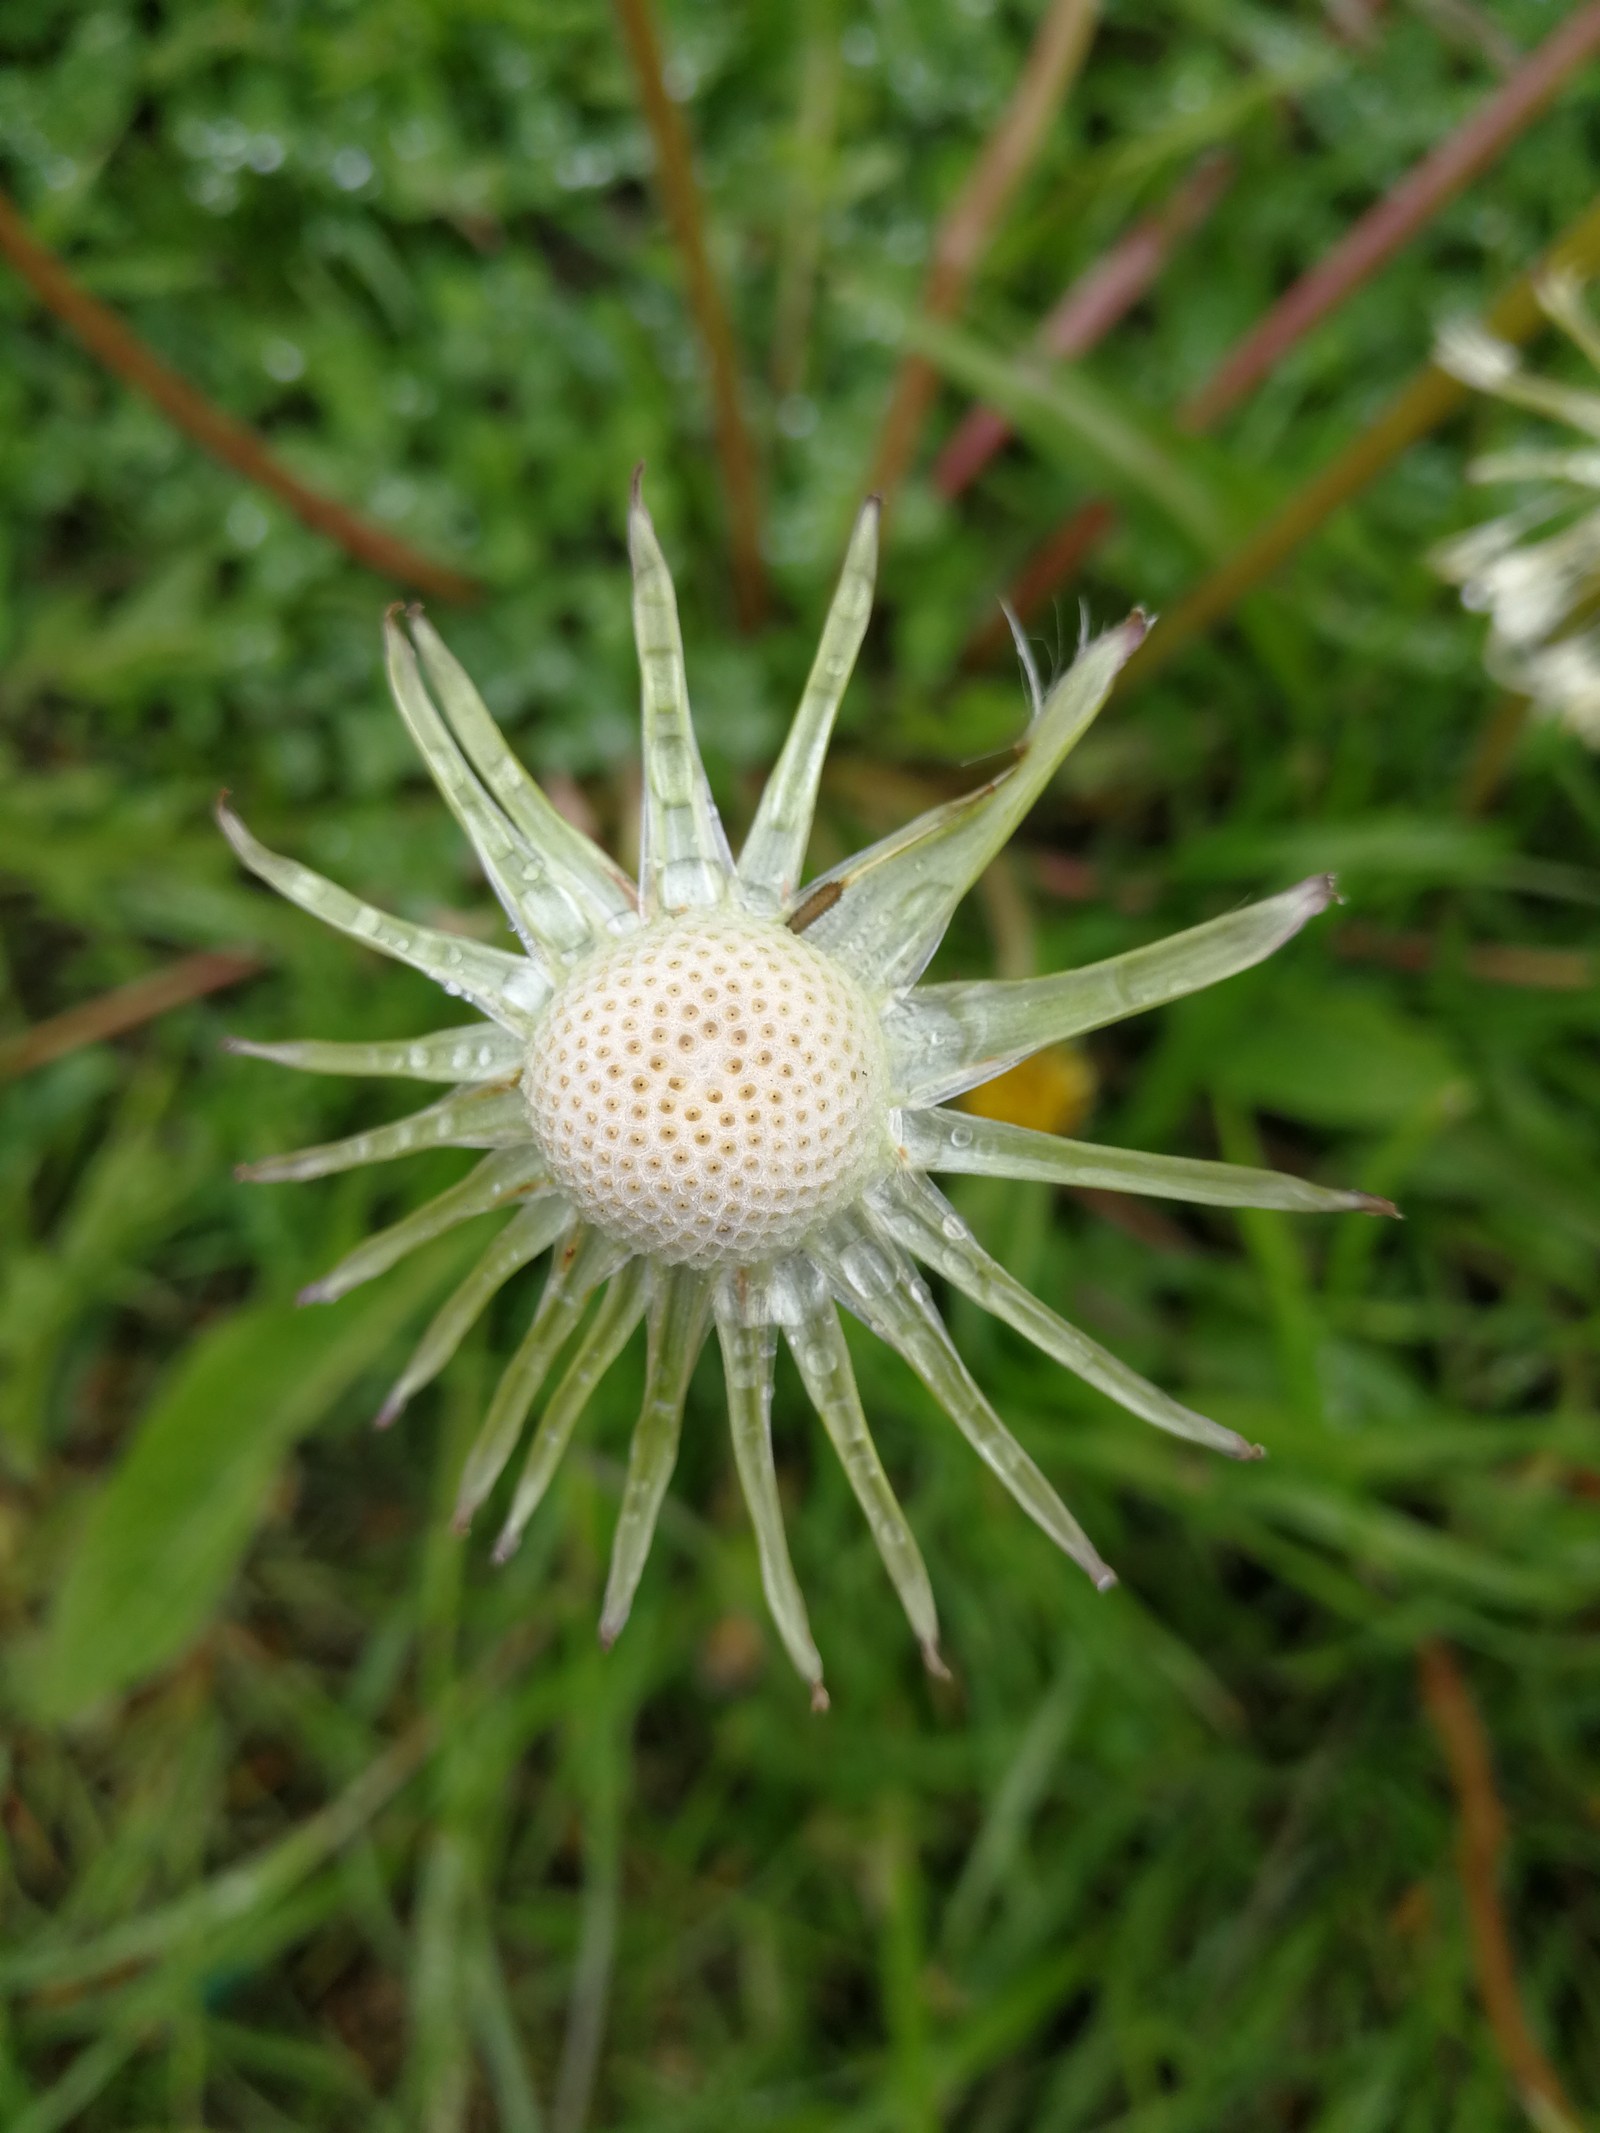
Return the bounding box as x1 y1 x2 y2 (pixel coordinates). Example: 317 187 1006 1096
949 1124 973 1149
941 1214 969 1242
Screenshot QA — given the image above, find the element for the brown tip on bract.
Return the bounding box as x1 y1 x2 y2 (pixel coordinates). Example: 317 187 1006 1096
219 1034 244 1054
373 1393 404 1432
295 1281 331 1308
921 1640 953 1683
1241 1442 1268 1462
383 599 405 623
450 1508 472 1538
490 1529 518 1566
630 461 646 509
809 1682 831 1714
405 600 425 621
598 1621 620 1652
233 1162 255 1183
1360 1193 1403 1220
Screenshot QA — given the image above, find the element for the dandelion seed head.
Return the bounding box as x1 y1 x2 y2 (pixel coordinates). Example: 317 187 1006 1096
523 911 890 1267
221 479 1375 1697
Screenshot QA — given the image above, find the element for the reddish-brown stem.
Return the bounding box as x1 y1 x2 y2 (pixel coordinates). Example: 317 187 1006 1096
1418 1640 1582 2131
1458 692 1534 814
0 190 480 603
1180 5 1600 431
1334 923 1592 989
869 0 1099 519
936 153 1233 500
1122 193 1600 691
0 951 261 1079
612 0 766 630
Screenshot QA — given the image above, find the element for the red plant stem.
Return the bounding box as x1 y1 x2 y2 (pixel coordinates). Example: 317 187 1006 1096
0 190 480 603
1418 1640 1582 2131
869 0 1099 519
0 951 261 1079
612 0 766 630
1180 4 1600 431
935 153 1233 500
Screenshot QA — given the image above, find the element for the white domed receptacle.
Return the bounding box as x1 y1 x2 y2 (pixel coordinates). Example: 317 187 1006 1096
523 911 893 1267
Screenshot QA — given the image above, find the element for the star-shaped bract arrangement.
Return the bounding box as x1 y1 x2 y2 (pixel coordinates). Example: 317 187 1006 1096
223 477 1391 1707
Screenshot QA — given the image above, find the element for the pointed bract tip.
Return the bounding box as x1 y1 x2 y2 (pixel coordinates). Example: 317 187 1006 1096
1120 607 1152 652
219 1034 244 1054
450 1506 473 1538
1241 1441 1268 1462
598 1618 621 1652
1305 871 1340 911
383 599 406 624
630 461 647 510
1093 1566 1119 1593
490 1528 519 1566
809 1681 831 1714
1359 1193 1402 1220
921 1640 953 1683
373 1391 405 1432
233 1162 256 1183
295 1280 333 1307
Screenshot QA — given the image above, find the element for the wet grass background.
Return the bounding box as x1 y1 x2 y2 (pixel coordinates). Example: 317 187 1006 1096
1 1 1598 2126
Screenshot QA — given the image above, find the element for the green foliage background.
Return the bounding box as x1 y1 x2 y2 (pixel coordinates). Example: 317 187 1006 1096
1 1 1597 2126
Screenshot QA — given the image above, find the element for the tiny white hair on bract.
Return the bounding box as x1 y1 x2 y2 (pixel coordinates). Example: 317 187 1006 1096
222 473 1391 1707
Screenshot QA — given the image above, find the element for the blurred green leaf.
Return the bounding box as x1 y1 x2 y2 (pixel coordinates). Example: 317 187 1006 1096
29 1244 468 1721
1210 984 1468 1129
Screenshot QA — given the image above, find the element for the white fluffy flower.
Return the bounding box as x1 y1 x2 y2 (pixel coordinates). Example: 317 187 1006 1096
1433 275 1600 745
223 477 1388 1704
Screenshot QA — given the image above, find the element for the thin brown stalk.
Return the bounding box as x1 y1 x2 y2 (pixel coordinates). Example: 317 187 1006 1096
936 153 1233 500
1334 924 1593 990
1458 692 1534 815
1121 193 1600 692
0 951 260 1080
612 0 766 629
1179 6 1600 431
1417 1639 1582 2132
869 0 1099 517
0 190 480 603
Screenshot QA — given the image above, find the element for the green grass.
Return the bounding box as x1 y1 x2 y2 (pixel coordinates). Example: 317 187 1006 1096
2 1 1598 2126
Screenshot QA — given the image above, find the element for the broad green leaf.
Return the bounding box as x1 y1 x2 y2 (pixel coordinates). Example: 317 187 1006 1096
30 1244 475 1721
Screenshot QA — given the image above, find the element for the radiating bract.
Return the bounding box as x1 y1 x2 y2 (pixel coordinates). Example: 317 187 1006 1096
224 473 1390 1706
